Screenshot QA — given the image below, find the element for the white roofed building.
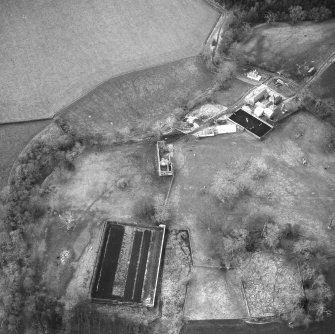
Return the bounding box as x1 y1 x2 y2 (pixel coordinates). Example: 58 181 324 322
254 106 264 117
264 108 274 119
247 70 262 81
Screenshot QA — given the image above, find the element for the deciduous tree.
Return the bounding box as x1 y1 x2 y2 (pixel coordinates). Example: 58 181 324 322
289 6 306 24
265 11 278 23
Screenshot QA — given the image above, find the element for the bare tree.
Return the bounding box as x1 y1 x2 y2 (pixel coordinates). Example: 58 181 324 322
214 61 237 90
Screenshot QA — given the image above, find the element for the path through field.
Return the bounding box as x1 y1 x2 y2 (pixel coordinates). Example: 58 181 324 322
0 0 218 123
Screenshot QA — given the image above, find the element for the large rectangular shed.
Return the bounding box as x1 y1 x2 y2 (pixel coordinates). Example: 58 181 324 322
90 222 165 307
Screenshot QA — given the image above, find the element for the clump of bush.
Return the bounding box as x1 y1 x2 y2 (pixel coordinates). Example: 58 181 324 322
56 117 107 147
210 158 268 208
299 90 333 125
218 12 251 55
214 61 237 90
116 177 130 190
29 199 47 220
69 301 153 334
133 196 155 222
308 6 332 22
212 227 249 269
210 170 250 208
62 158 75 171
215 1 333 24
133 194 171 224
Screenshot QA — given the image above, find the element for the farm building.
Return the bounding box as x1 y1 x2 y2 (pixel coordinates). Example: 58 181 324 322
269 92 282 105
193 123 237 138
275 79 285 86
157 141 174 176
247 69 262 81
245 84 285 107
215 123 237 134
90 222 166 307
244 85 268 105
193 128 215 138
241 105 252 113
264 108 275 119
254 106 264 117
185 115 199 126
267 104 279 116
308 67 316 75
255 100 271 108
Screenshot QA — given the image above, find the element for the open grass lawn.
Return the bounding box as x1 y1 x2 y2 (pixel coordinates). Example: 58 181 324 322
214 78 253 106
35 143 170 302
310 62 335 109
2 56 214 190
184 267 247 320
28 142 191 333
0 0 218 123
172 111 335 263
239 20 335 81
171 111 335 319
0 120 50 189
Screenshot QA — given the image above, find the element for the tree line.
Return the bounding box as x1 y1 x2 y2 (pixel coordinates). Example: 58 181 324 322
215 0 334 23
0 129 78 333
0 116 170 333
0 119 111 333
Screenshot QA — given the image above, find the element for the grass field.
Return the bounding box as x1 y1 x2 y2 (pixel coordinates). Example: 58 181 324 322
184 267 247 320
170 111 335 320
0 0 218 123
58 56 215 140
2 56 214 191
26 143 190 332
310 62 335 109
36 143 170 301
239 20 335 81
172 112 335 264
214 78 253 106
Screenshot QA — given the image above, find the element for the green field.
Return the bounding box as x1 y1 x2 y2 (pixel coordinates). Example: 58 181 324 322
240 19 335 80
0 0 218 123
